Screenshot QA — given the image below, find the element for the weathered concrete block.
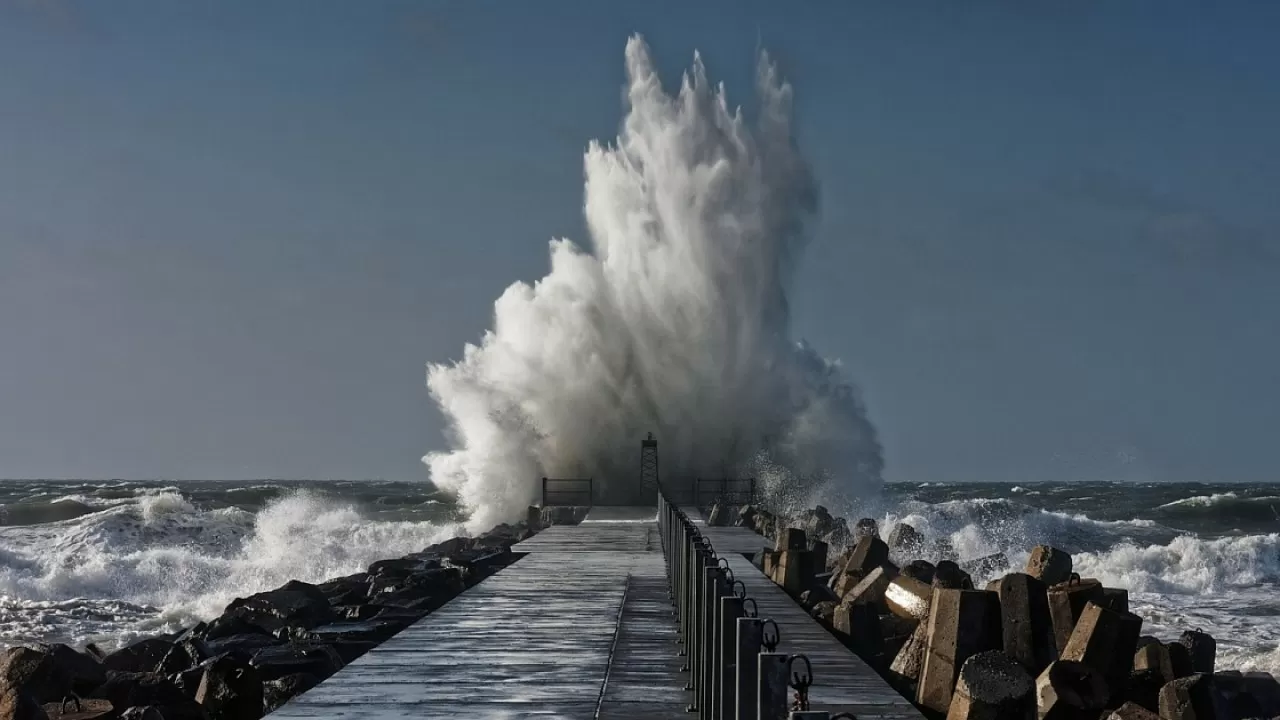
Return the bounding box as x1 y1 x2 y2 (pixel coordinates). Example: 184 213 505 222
776 527 807 552
961 553 1010 580
1125 667 1165 712
880 614 920 639
1026 545 1073 586
946 650 1034 720
762 551 780 578
841 536 890 576
772 549 810 595
831 569 866 599
854 517 879 541
1047 578 1104 653
1166 642 1194 679
885 575 933 620
1035 660 1110 720
902 560 937 585
1178 630 1216 675
1107 701 1160 720
1241 671 1280 717
843 565 893 610
1213 671 1270 719
1102 587 1130 613
1134 642 1175 684
1158 673 1229 720
1061 601 1143 698
809 540 829 575
992 572 1056 675
917 589 1003 713
889 620 930 697
833 601 885 667
888 522 926 556
934 560 974 590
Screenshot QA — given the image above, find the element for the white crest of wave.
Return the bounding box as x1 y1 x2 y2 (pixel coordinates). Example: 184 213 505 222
424 35 883 529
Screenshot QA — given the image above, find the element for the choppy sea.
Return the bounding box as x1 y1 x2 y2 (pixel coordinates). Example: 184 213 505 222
0 480 1276 674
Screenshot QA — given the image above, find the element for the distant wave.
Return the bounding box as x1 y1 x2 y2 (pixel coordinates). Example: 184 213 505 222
0 489 460 648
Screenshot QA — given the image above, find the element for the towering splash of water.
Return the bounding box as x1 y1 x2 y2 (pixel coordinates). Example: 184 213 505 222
425 36 883 529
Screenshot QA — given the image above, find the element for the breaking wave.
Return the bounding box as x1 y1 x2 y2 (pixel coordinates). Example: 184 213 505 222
423 35 883 529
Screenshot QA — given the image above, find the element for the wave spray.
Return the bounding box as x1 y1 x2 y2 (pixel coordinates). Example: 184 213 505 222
424 36 883 529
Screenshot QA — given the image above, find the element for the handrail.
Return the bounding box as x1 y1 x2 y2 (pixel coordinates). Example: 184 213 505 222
656 483 824 719
695 477 758 509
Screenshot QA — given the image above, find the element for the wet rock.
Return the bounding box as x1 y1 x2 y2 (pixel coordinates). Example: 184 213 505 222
1211 671 1269 719
202 634 282 659
887 523 926 557
917 589 1003 713
195 654 263 720
0 680 48 720
840 536 891 577
810 601 838 624
116 703 205 720
365 558 422 578
102 639 175 675
1035 660 1110 720
1 647 64 704
831 568 866 599
1178 630 1216 675
35 645 106 698
262 672 320 713
1107 701 1160 720
1241 671 1280 716
1047 579 1104 653
156 639 212 676
991 572 1055 675
809 539 829 575
222 582 336 637
200 616 275 644
933 560 974 590
1025 546 1073 587
40 697 113 719
1159 674 1230 720
772 549 813 594
901 560 937 585
91 671 189 709
946 650 1035 720
249 643 343 683
706 502 730 527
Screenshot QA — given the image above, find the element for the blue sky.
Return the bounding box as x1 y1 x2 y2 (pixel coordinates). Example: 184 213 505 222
1 1 1277 482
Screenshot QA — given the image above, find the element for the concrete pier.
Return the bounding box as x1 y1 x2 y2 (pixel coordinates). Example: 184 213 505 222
271 505 921 719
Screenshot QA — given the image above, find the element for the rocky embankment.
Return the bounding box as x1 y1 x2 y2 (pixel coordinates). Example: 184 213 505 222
0 507 578 720
710 502 1280 720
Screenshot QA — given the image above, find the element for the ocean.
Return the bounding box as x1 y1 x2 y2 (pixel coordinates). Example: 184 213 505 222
0 479 1276 675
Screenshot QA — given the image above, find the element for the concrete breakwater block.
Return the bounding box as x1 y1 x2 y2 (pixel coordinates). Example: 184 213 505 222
1060 601 1143 699
843 565 894 609
917 588 1003 713
833 601 886 668
991 572 1056 675
945 650 1035 720
889 621 930 696
1107 701 1161 720
887 522 926 557
1025 545 1074 586
1134 641 1176 684
776 526 807 551
1159 673 1231 720
1047 578 1104 653
885 575 933 620
933 560 974 590
1179 630 1217 675
1035 660 1110 720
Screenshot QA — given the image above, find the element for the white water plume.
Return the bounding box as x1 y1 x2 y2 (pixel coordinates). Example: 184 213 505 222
424 35 883 528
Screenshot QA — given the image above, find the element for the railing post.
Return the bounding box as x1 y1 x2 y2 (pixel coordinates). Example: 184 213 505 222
757 653 790 720
735 618 763 720
717 595 744 720
701 565 726 719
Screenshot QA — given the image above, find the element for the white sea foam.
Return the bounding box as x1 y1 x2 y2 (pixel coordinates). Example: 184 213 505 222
0 490 459 648
423 36 883 530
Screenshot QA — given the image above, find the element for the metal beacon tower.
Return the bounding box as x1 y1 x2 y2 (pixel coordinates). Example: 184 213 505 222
639 432 659 503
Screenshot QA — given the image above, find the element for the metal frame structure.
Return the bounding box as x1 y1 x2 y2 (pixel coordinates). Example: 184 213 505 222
695 477 758 510
540 477 593 507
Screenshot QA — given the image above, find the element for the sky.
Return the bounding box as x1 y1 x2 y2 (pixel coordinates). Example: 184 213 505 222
1 1 1277 483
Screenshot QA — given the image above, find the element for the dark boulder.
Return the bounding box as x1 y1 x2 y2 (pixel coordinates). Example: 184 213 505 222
156 639 212 676
195 654 262 720
202 634 281 659
35 645 107 697
249 643 342 683
90 671 188 709
933 560 974 590
0 681 48 720
199 616 274 644
221 582 335 636
900 560 936 585
262 672 320 713
886 523 925 557
1 647 64 704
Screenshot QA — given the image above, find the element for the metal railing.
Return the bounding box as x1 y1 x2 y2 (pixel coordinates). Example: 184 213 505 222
657 487 852 720
541 477 593 506
695 477 758 509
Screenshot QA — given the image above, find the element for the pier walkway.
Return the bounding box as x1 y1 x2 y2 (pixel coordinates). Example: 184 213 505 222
272 505 921 719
